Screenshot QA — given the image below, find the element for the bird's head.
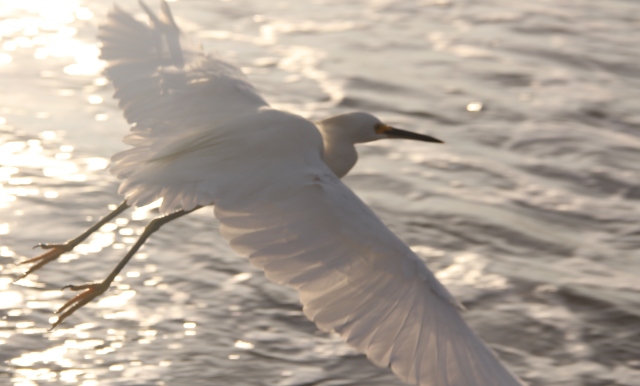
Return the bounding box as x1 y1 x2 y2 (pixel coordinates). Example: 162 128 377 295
321 112 442 145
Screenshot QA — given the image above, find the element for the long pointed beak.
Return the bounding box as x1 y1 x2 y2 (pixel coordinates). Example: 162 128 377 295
377 124 443 143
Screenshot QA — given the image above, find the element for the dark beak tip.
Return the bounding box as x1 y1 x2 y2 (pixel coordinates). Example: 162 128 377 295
386 127 443 144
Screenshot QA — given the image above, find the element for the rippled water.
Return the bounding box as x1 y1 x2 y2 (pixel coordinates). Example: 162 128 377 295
1 0 639 385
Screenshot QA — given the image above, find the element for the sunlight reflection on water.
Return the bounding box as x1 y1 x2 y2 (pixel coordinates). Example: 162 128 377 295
0 3 140 379
1 0 639 385
1 1 101 76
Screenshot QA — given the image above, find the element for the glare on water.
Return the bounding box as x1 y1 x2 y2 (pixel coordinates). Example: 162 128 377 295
1 0 640 385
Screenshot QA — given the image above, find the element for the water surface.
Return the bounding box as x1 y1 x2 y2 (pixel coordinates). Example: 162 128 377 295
1 0 639 385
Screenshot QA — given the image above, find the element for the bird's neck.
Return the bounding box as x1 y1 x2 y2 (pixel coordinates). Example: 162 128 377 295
318 125 358 178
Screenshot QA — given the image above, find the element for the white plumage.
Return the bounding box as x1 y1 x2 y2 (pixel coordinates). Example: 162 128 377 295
98 2 524 385
100 1 268 213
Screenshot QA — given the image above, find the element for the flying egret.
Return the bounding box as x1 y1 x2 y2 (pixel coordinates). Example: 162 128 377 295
19 2 524 385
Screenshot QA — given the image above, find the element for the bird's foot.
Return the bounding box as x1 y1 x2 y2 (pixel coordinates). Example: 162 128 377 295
50 281 110 330
16 243 75 281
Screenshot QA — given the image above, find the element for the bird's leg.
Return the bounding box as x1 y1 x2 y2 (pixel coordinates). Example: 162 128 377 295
17 201 131 280
51 206 202 330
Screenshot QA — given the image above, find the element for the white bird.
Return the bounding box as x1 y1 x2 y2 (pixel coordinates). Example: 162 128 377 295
19 2 524 386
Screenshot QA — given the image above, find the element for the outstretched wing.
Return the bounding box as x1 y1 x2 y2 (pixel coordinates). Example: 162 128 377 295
215 165 523 386
99 4 522 383
99 1 268 212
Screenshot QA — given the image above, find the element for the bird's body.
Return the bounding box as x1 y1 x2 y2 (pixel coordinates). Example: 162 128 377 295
19 2 524 386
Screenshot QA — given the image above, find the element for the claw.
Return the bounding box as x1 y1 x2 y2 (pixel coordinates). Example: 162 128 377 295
17 244 74 280
50 282 109 330
33 243 58 250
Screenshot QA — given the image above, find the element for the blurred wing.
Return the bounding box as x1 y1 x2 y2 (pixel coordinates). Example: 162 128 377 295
99 1 268 212
215 168 523 386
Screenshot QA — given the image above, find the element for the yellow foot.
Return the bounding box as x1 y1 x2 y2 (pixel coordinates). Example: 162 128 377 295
16 243 75 280
50 281 110 330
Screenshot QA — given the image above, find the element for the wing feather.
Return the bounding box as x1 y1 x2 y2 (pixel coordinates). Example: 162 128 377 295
101 3 523 385
99 1 268 212
214 169 523 386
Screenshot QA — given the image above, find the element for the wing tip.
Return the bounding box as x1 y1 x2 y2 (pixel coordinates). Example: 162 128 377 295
160 0 179 29
138 0 160 27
